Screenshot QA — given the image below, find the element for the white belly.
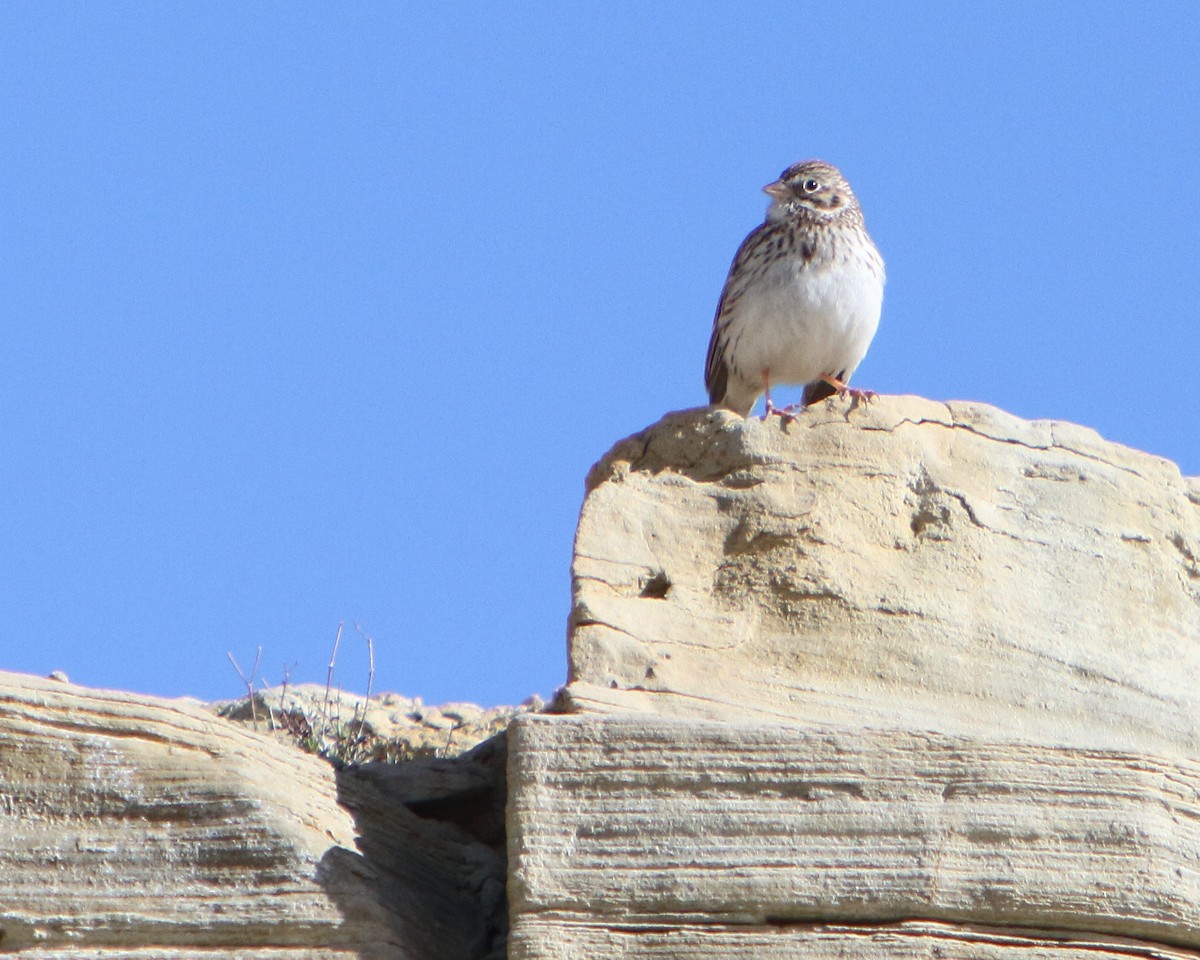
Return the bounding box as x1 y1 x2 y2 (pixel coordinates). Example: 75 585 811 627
730 250 884 385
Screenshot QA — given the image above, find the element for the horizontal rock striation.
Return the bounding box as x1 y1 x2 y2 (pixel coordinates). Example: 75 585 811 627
508 713 1200 956
511 396 1200 959
0 671 507 959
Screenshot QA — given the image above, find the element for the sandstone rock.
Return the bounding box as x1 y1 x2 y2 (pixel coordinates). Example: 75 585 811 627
566 398 1200 753
0 670 505 959
507 713 1200 957
509 397 1200 959
510 919 1200 960
9 396 1200 960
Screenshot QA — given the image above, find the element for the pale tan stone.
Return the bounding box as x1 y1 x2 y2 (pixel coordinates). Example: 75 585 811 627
507 713 1200 957
567 398 1200 754
511 398 1200 959
0 671 501 959
511 918 1200 960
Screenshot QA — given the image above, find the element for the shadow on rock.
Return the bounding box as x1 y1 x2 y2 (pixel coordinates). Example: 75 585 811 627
318 733 509 960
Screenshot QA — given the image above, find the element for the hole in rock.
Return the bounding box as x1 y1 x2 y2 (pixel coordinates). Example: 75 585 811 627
639 572 672 599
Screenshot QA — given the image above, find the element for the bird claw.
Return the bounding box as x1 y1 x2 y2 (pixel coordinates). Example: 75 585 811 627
845 387 877 410
761 398 799 423
818 375 876 412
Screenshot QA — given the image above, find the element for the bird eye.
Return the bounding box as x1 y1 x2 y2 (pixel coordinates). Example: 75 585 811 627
802 178 821 192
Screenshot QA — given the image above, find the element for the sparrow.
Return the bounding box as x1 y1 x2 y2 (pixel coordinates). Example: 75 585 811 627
705 160 885 417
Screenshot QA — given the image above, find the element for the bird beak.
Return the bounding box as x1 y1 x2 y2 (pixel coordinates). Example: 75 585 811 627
763 181 789 200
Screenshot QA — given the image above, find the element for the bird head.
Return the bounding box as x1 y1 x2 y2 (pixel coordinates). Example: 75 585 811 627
764 160 858 222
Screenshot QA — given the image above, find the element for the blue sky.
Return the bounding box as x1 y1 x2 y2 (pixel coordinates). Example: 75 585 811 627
2 3 1197 706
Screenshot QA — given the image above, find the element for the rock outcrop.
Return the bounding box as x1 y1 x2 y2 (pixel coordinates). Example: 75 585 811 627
4 396 1198 959
508 397 1200 958
0 671 508 959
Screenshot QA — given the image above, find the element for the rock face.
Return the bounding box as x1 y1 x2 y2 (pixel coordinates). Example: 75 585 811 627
507 713 1200 958
5 396 1199 959
0 671 508 959
509 397 1200 958
566 398 1200 750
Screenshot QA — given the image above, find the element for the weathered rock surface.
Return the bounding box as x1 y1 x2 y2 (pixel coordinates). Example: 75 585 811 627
509 919 1200 960
7 396 1199 959
510 397 1200 959
0 670 508 959
566 398 1200 751
507 713 1200 957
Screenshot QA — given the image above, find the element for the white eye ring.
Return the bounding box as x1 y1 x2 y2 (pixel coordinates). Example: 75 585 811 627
802 178 821 193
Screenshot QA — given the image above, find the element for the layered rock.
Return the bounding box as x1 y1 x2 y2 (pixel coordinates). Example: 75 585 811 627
4 395 1198 959
509 397 1200 958
0 671 508 959
507 713 1200 958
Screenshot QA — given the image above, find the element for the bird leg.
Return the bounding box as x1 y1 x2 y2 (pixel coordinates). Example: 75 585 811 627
760 372 798 422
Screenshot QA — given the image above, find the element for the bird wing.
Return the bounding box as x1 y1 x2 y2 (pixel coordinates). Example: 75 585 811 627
705 219 778 404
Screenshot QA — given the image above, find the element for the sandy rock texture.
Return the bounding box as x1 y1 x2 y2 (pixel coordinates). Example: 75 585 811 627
0 670 508 960
508 713 1200 958
510 397 1200 959
566 398 1200 751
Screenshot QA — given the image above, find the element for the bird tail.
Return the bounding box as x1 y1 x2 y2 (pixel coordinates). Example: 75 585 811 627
802 378 839 407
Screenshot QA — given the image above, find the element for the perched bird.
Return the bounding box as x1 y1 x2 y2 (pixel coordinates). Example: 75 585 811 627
704 159 885 417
